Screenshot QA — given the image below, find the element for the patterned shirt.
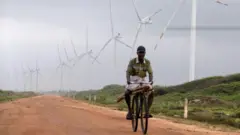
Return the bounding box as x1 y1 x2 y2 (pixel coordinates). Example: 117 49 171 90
126 58 153 82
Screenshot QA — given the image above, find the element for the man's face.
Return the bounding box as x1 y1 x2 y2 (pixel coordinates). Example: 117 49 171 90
137 51 145 60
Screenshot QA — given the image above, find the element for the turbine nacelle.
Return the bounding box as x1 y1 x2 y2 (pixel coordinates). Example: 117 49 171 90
140 19 153 24
115 33 123 39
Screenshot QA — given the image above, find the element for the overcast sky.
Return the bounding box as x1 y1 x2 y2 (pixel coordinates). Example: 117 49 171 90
0 0 240 91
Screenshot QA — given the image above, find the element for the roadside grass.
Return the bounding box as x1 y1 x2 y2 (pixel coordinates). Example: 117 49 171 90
0 89 37 103
69 73 240 129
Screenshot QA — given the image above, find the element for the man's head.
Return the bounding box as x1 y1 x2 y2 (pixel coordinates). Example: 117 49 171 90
137 46 146 61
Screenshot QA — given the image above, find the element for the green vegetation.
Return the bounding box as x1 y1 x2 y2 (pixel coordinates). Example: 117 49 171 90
0 90 37 103
73 73 240 129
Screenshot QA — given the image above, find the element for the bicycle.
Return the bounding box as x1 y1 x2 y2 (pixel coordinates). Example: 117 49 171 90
129 82 153 135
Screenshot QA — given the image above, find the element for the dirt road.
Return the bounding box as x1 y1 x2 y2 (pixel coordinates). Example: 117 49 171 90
0 96 239 135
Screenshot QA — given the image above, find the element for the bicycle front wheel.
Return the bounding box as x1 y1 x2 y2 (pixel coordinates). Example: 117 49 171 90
131 95 139 132
140 95 149 134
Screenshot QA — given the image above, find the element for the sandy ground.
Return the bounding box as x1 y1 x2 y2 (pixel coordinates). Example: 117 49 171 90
0 95 239 135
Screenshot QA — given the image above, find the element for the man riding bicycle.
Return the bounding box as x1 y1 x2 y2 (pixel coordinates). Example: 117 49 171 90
125 45 154 120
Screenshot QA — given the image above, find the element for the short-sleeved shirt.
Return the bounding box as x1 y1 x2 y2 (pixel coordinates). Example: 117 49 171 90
126 58 153 78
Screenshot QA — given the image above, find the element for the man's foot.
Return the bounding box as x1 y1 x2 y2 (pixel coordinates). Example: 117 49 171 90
126 112 133 120
144 114 153 118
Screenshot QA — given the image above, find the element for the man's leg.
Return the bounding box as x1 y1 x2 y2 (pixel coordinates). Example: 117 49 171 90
145 91 154 118
125 90 133 120
148 91 154 110
125 90 131 112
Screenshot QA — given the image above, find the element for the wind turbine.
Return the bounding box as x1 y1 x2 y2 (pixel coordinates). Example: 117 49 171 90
57 44 71 91
189 0 228 81
35 60 41 92
92 0 132 66
21 64 28 91
13 67 19 91
27 66 36 91
130 0 162 57
153 0 227 81
69 26 101 66
70 39 100 66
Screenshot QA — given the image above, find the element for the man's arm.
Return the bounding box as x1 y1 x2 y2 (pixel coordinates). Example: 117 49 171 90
126 60 133 83
147 61 153 82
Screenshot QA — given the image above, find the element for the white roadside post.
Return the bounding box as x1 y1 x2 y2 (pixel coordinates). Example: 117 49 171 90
184 98 188 119
94 95 97 102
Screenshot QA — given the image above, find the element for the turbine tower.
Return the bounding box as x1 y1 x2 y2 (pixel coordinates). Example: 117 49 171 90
189 0 228 81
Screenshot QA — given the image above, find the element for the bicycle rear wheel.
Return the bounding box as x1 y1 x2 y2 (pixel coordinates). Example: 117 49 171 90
140 95 149 134
131 95 139 132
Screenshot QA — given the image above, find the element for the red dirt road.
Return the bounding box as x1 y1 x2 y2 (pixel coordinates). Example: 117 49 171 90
0 96 239 135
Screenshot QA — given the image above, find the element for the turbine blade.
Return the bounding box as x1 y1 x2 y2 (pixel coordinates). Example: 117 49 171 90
56 64 61 70
64 63 72 69
64 48 70 61
93 38 113 63
57 44 62 63
116 39 132 49
155 0 184 50
109 0 114 37
35 60 39 71
131 24 142 53
89 54 101 64
114 39 117 67
78 52 88 61
27 65 31 72
86 25 89 53
38 71 42 76
21 64 25 72
70 40 78 57
147 8 162 19
132 0 141 21
216 0 228 6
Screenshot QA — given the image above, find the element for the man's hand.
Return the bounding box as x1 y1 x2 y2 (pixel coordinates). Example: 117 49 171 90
149 81 153 85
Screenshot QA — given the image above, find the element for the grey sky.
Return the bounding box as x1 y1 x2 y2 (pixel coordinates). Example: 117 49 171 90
0 0 240 91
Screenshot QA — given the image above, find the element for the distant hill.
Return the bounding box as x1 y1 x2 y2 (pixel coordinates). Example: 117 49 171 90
73 73 240 128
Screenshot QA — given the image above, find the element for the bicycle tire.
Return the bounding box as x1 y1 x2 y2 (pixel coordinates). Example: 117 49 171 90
140 94 149 134
131 95 139 132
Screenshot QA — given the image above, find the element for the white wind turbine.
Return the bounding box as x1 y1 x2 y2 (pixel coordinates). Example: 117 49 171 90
57 44 71 91
21 65 28 91
13 67 19 91
130 0 162 57
92 0 132 66
27 66 36 91
154 0 227 81
68 25 101 66
70 38 101 66
189 0 228 81
35 60 41 92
